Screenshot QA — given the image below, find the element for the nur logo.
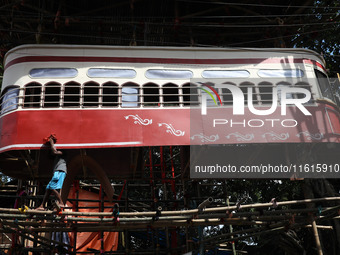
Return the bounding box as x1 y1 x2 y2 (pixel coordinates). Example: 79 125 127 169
198 84 223 115
198 83 312 116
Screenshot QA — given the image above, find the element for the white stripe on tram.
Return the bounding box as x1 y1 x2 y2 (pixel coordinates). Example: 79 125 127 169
0 141 143 153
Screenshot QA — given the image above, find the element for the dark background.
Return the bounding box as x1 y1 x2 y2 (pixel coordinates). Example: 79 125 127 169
0 0 339 74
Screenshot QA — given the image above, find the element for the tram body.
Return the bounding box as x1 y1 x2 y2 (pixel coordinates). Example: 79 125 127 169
0 45 339 179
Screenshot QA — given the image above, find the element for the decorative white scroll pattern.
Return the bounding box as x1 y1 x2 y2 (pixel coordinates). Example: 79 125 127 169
262 132 289 141
296 132 324 141
158 123 185 136
124 114 152 125
190 133 219 142
226 132 254 142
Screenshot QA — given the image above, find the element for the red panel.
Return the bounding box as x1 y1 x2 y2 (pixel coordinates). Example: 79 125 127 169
1 104 340 153
0 113 18 148
326 108 340 135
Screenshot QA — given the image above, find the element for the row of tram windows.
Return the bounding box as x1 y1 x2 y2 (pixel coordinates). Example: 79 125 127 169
16 82 201 108
2 81 316 112
0 80 318 113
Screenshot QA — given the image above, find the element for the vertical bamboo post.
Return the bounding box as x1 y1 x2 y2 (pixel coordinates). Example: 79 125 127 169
227 196 236 255
28 180 39 251
312 220 323 255
17 180 26 250
197 182 204 255
161 147 171 252
99 184 104 253
303 180 323 255
149 147 156 210
72 180 79 253
125 181 130 254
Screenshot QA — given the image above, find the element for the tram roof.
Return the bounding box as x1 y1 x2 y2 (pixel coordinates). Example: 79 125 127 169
4 44 325 67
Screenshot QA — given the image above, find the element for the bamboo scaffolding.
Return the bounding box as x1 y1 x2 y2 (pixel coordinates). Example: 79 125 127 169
201 222 287 244
0 214 307 225
2 223 54 250
204 224 298 249
0 198 338 228
0 194 339 254
203 208 340 247
2 213 339 233
1 219 72 249
0 196 339 217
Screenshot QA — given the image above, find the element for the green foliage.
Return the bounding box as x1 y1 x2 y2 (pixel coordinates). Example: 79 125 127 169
291 1 340 76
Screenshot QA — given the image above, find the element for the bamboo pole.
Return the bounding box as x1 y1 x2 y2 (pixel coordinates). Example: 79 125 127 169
312 220 323 255
1 219 72 249
0 203 338 228
0 211 337 226
2 212 338 234
0 216 299 233
0 205 338 221
305 225 333 230
0 196 339 217
0 197 338 234
226 196 236 255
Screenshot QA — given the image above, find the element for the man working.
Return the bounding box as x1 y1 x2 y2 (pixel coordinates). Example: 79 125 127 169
36 136 67 211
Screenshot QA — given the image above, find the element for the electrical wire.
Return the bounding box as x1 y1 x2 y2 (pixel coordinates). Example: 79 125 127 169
177 0 340 9
0 16 338 29
189 13 339 19
227 27 338 47
0 2 338 53
0 10 339 20
0 25 337 51
194 21 339 28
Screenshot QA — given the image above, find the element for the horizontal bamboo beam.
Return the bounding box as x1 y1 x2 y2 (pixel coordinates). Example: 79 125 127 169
305 225 333 230
0 197 338 234
0 196 339 218
2 214 338 233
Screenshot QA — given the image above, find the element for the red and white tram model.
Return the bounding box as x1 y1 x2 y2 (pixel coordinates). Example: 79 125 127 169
0 45 339 179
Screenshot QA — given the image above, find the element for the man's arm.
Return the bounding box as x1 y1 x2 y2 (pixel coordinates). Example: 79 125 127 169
49 137 62 155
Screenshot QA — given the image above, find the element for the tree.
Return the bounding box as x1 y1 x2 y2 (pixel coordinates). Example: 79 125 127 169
291 1 339 76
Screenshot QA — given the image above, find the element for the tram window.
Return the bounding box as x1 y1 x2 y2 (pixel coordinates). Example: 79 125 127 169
163 84 179 107
23 83 41 108
87 68 136 78
240 82 257 104
146 69 193 79
276 82 293 102
295 82 313 101
44 82 61 108
0 86 20 114
182 83 199 106
258 69 304 78
258 82 273 104
143 83 160 107
64 82 80 107
315 70 335 102
122 84 139 107
30 68 78 78
202 70 250 78
102 82 119 107
221 83 236 106
84 82 99 107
